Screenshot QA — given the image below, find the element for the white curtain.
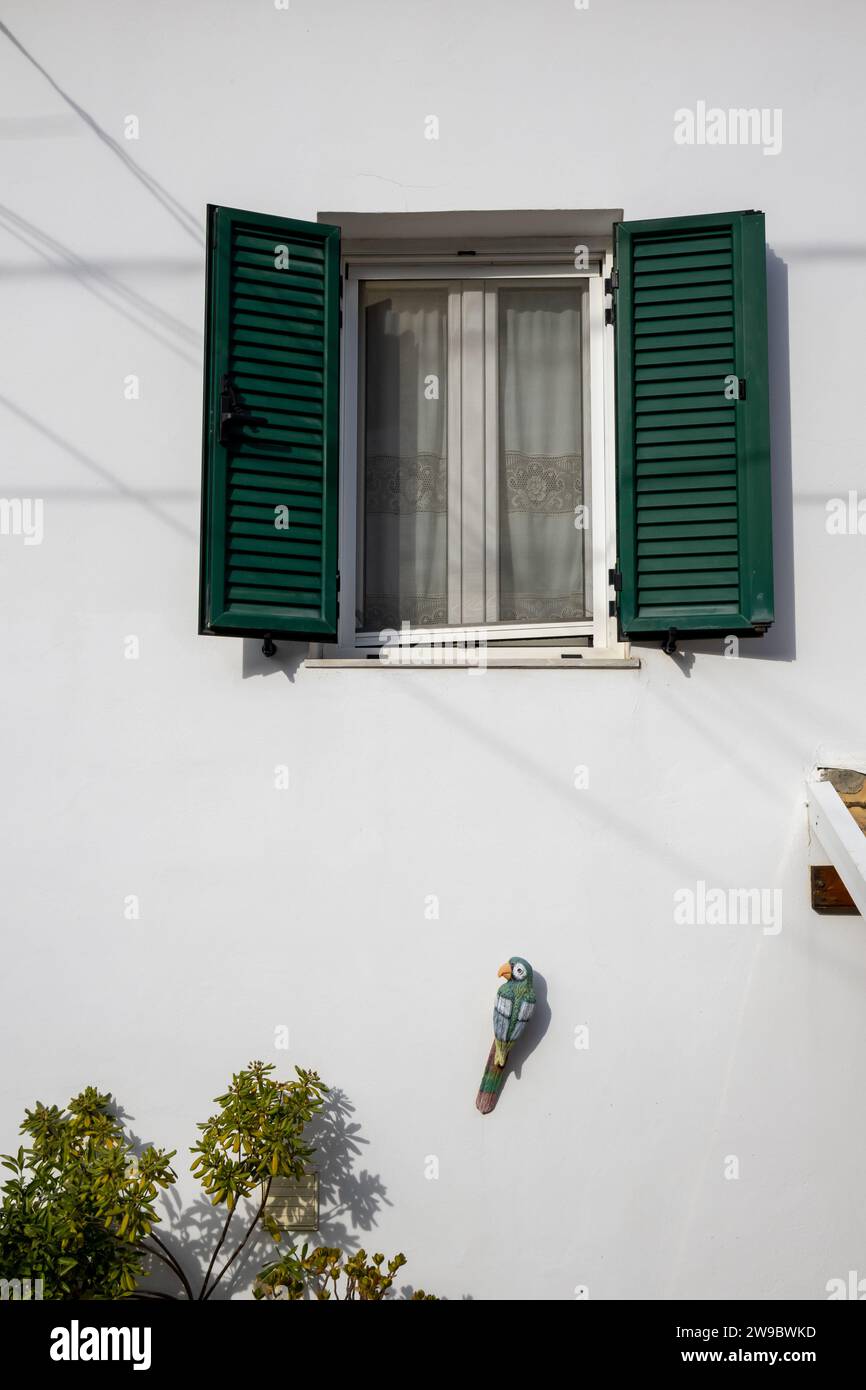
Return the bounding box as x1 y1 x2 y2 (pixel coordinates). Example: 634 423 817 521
363 289 448 632
498 287 587 622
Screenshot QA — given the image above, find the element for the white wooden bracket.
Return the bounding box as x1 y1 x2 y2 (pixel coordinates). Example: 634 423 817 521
807 769 866 916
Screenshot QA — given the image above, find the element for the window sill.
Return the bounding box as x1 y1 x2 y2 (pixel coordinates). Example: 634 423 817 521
305 653 640 670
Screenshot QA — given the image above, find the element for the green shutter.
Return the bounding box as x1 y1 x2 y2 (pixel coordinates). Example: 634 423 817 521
199 205 340 641
614 210 773 640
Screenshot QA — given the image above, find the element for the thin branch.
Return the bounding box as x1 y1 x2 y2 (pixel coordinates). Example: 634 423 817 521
199 1202 236 1300
202 1179 272 1301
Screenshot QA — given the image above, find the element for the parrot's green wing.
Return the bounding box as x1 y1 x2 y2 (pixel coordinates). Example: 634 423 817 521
506 982 536 1044
493 983 513 1042
493 981 514 1066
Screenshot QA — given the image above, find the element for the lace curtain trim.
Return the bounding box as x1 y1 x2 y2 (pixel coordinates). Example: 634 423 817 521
363 595 448 631
366 454 447 514
364 594 588 629
503 453 582 512
365 452 582 515
498 593 589 623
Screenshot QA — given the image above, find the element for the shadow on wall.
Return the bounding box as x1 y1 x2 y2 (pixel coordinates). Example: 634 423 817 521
0 392 199 541
633 245 795 673
0 21 203 246
750 247 795 663
242 638 308 682
0 203 202 366
137 1088 391 1300
0 27 206 538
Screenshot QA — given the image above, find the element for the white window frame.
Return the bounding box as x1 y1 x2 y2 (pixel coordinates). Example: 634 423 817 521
335 252 623 658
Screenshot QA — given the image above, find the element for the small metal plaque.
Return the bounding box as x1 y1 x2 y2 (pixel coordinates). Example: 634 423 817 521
264 1174 319 1232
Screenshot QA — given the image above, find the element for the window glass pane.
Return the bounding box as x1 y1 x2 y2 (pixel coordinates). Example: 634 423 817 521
498 287 588 622
361 286 448 632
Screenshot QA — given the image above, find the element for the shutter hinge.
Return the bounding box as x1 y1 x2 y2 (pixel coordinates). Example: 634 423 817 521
608 566 622 617
604 269 617 327
336 568 340 619
737 377 747 400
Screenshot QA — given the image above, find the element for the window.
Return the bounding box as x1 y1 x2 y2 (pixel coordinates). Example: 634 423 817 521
358 277 591 635
199 207 773 661
341 252 616 655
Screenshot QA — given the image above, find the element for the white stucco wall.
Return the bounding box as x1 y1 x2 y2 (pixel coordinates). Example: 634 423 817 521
2 0 865 1300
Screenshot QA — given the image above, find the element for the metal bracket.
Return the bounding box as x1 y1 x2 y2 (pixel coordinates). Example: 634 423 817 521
662 627 678 655
262 633 277 658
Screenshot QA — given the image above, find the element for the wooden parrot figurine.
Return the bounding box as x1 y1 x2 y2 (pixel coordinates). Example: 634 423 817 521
476 957 536 1113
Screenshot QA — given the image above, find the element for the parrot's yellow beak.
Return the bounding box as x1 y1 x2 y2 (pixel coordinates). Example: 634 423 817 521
497 962 512 980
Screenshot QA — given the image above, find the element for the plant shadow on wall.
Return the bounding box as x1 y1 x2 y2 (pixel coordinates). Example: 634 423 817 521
0 1064 440 1300
141 1085 393 1300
